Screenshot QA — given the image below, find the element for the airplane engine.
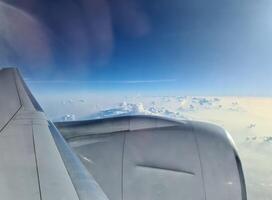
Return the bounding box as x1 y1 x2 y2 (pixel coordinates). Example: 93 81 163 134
55 115 247 200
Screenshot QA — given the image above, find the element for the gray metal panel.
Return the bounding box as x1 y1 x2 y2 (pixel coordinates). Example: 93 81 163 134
0 68 21 132
69 133 124 200
1 108 80 200
33 122 79 200
57 117 130 139
59 117 205 200
123 126 205 200
0 120 40 199
55 115 181 139
0 68 109 200
191 121 244 200
48 122 110 200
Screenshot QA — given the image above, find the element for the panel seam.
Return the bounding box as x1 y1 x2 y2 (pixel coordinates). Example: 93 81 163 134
32 123 43 200
121 120 128 200
48 122 81 200
191 123 207 200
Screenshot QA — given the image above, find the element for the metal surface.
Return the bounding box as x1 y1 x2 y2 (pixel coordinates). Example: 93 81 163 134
0 68 108 200
0 67 247 200
49 121 109 200
0 69 21 132
56 116 247 200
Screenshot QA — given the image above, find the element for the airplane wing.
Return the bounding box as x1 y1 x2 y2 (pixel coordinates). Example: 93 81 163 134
0 67 246 200
0 68 108 200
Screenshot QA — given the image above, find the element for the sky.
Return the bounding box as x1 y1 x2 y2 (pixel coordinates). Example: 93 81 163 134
0 0 272 96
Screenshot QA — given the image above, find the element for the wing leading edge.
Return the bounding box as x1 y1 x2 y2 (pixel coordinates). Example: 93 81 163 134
0 68 108 200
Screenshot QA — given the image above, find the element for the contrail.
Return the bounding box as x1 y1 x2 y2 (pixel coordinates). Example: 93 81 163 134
26 79 176 84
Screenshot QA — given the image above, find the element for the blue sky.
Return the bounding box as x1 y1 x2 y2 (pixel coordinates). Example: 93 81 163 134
1 0 272 96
